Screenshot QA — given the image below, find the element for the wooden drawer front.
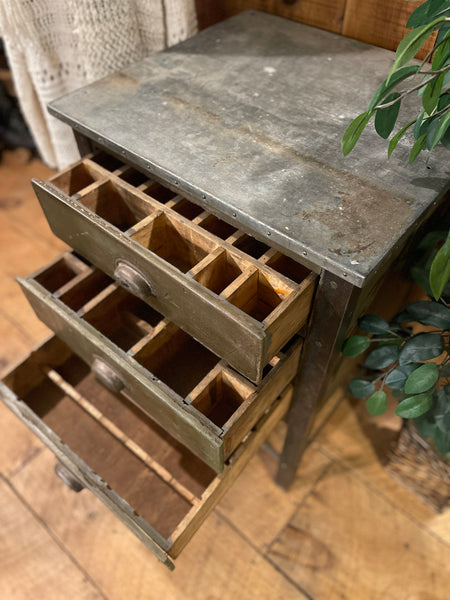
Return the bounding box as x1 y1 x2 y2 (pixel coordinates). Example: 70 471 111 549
0 336 292 568
32 154 315 383
19 253 302 472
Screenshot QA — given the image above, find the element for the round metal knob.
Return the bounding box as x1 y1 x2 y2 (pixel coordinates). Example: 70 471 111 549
55 462 84 493
114 261 154 298
92 356 125 393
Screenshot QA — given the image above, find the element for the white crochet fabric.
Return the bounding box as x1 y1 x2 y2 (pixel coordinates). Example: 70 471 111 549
0 0 197 168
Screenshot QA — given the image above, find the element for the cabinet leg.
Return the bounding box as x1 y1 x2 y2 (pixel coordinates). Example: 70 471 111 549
276 270 358 490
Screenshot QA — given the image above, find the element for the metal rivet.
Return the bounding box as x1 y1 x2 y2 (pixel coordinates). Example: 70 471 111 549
202 194 206 199
303 251 307 256
267 231 271 236
232 212 236 217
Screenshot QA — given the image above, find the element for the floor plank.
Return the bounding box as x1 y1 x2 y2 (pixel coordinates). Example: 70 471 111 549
11 447 308 600
0 476 105 600
267 460 450 600
315 397 450 546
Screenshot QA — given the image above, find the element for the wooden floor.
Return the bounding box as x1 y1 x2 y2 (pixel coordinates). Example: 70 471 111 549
0 150 449 600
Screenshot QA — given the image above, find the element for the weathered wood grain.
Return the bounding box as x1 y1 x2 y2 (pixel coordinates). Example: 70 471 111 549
268 459 450 600
10 447 308 599
0 477 104 600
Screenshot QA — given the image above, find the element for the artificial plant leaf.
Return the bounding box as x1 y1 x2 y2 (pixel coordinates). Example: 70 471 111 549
441 126 450 149
428 109 450 150
366 391 387 415
415 414 440 439
422 72 445 114
434 428 450 454
368 66 420 112
436 20 450 46
375 93 402 138
342 112 373 155
431 36 450 69
426 116 442 149
436 385 450 411
389 18 447 78
409 133 427 163
404 362 439 394
364 345 400 369
388 120 415 157
348 378 375 399
399 332 444 365
402 300 450 329
342 335 371 356
407 0 450 28
395 392 433 418
385 364 420 389
430 229 450 300
358 314 390 334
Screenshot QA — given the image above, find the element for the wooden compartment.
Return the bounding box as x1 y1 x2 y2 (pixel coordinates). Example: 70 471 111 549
19 253 303 471
0 335 292 568
32 153 316 382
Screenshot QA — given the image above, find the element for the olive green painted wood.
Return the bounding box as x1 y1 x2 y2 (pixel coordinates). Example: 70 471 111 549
32 179 269 382
19 278 226 472
0 336 175 569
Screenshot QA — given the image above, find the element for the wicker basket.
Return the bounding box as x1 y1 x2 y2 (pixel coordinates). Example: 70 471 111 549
387 421 450 512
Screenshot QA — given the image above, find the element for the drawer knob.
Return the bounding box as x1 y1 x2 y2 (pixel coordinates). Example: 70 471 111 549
55 462 84 493
114 261 154 298
92 356 125 393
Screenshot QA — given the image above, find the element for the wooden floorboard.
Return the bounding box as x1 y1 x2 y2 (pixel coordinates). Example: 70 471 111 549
0 150 449 599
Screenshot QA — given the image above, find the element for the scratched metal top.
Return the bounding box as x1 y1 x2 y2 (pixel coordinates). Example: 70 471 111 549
49 10 449 287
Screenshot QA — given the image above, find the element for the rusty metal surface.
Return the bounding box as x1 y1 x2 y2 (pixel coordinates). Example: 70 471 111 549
49 11 449 287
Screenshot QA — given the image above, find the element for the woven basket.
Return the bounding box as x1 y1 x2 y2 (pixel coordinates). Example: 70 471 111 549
387 421 450 512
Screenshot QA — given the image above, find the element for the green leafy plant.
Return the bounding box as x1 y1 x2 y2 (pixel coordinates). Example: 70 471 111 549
342 0 450 163
342 233 450 455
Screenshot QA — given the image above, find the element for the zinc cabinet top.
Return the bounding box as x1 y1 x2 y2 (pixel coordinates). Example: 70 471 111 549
49 11 449 287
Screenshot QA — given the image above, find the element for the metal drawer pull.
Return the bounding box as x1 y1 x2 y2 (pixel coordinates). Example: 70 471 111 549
54 462 84 492
92 357 125 393
114 261 154 298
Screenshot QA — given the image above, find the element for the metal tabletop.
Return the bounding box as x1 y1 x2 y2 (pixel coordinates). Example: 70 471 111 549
49 10 449 287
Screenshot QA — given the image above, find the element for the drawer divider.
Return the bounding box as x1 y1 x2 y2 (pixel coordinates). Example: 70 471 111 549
43 365 200 506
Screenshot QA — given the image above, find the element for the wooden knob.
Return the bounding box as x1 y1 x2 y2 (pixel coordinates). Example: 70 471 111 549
114 261 154 298
92 357 125 393
55 462 84 492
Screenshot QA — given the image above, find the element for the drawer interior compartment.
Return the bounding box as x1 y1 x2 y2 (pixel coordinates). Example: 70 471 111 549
20 253 303 468
0 336 292 567
34 153 316 382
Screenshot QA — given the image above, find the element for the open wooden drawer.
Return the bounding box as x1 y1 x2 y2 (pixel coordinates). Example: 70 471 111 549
32 152 316 383
0 335 292 569
19 252 302 472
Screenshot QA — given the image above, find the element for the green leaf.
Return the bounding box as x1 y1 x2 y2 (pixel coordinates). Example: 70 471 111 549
404 362 439 394
365 345 400 369
402 300 450 329
375 93 402 138
342 335 371 356
432 37 450 69
358 314 390 334
430 230 450 300
388 120 415 157
407 0 450 28
395 393 434 418
389 18 447 78
422 72 445 114
399 332 444 365
441 125 450 149
342 112 373 155
409 133 427 163
366 391 387 415
434 428 450 454
385 364 420 389
426 115 444 150
428 109 450 150
348 378 375 399
368 66 420 112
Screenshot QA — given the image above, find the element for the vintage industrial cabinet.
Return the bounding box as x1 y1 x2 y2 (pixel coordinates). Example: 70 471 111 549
1 12 448 568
